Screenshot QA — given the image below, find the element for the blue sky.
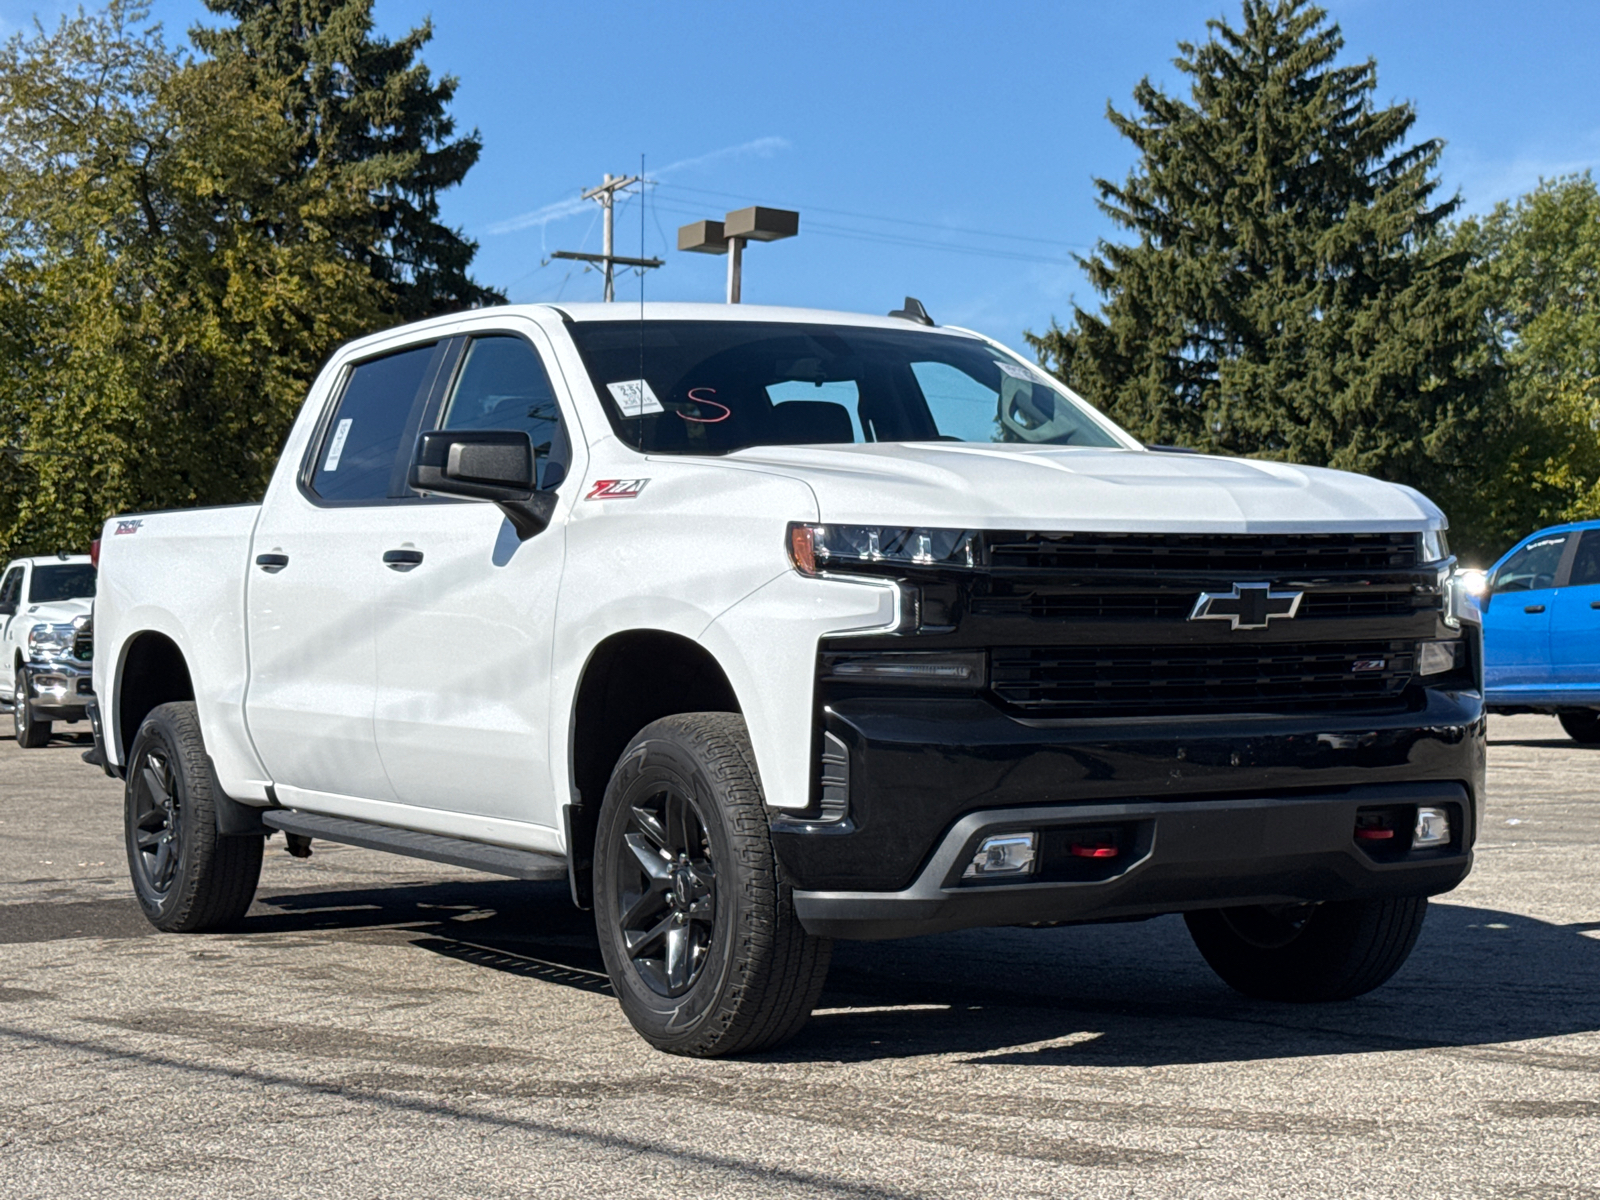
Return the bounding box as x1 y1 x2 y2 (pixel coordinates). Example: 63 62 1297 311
5 1 1599 350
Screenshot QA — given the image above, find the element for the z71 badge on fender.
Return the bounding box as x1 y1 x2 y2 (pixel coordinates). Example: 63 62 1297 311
586 479 649 501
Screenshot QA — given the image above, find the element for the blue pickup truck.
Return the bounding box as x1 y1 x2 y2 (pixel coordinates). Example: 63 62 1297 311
1482 518 1600 740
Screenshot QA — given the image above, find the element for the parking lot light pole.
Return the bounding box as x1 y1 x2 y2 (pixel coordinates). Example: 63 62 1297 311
678 206 799 303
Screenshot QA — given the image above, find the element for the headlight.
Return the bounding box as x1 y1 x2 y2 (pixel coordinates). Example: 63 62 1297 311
788 523 979 575
1421 529 1450 563
27 622 78 658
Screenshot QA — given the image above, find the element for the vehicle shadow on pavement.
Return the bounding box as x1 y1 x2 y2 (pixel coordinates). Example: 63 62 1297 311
244 880 1600 1067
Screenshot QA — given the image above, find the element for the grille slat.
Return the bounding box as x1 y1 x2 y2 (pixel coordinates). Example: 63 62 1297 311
971 590 1430 622
72 620 93 664
986 531 1419 574
989 641 1415 717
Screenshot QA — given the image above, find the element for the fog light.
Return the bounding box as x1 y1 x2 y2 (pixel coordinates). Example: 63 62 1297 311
963 833 1037 879
1418 640 1459 676
1414 807 1452 846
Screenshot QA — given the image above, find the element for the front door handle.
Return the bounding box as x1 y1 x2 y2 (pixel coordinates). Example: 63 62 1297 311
382 549 424 571
255 553 289 574
1525 604 1546 614
1590 601 1600 610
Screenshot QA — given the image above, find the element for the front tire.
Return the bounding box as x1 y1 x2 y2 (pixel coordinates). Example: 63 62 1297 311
14 668 50 747
125 702 263 932
593 712 832 1057
1185 896 1428 1002
1559 710 1600 743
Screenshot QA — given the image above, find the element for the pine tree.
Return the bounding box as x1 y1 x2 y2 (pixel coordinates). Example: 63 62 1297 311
192 0 501 320
1028 0 1491 547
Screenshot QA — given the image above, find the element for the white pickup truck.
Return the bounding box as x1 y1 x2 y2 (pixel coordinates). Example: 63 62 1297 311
2 553 96 747
92 301 1484 1056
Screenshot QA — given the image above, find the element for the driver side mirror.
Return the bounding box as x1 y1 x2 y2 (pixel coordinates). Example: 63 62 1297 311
409 430 557 540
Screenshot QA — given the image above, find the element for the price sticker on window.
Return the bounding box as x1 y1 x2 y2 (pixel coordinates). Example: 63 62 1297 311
607 379 664 417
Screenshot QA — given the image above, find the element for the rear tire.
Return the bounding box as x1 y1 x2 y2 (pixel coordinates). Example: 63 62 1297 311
1185 896 1428 1002
125 702 263 932
1559 711 1600 743
14 668 51 747
593 712 832 1057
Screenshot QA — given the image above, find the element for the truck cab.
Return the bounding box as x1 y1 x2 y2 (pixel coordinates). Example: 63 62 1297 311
1 553 96 747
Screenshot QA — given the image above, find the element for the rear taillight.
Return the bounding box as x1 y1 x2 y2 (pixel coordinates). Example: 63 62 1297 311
90 539 100 568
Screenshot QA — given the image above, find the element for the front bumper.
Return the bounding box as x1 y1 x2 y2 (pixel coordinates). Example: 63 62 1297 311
792 783 1473 939
774 688 1484 940
18 659 93 720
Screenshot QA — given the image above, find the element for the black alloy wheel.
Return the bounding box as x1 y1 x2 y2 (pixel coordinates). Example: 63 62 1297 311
123 702 262 932
612 786 718 997
592 712 833 1057
130 746 184 897
13 667 50 747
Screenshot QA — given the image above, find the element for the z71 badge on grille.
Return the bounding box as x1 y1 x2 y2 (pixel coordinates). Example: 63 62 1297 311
1189 582 1303 630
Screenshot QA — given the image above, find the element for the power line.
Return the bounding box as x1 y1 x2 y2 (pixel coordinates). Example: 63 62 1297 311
656 181 1092 251
647 196 1080 267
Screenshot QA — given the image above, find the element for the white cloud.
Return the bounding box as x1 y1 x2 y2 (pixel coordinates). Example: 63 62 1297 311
483 196 591 237
653 135 790 179
484 136 790 237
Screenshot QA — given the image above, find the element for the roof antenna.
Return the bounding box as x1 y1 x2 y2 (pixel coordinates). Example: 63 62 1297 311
888 296 934 326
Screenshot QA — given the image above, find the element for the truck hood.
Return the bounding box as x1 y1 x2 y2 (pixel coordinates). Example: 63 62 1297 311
715 443 1444 532
18 597 92 625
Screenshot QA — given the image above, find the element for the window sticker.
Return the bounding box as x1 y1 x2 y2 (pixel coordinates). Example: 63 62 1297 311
607 379 664 417
996 360 1039 382
323 418 354 471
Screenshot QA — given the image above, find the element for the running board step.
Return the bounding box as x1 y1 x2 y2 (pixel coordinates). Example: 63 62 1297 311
260 811 568 881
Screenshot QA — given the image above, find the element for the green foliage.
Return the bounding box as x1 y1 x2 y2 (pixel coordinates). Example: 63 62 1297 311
0 2 389 559
1027 0 1494 555
194 0 503 320
0 0 498 561
1453 175 1600 562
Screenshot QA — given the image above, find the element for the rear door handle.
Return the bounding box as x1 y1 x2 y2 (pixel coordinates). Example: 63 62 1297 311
255 553 289 573
1590 601 1600 610
382 549 424 571
1525 604 1545 614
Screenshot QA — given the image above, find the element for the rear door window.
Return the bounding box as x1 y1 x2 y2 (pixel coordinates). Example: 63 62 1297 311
436 335 568 488
1568 531 1600 587
311 344 440 502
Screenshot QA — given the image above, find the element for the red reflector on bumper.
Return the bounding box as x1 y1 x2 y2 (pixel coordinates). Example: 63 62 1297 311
1070 844 1119 858
1355 827 1395 841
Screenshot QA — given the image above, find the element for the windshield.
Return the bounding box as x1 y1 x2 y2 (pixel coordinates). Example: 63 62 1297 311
568 321 1126 454
29 564 95 603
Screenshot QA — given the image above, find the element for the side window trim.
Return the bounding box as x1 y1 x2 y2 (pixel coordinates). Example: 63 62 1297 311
296 339 453 508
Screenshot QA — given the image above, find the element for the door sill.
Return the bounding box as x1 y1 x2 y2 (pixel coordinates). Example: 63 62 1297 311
262 810 567 881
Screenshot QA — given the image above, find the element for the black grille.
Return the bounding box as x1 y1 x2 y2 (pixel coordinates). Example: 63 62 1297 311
72 620 92 663
986 532 1419 574
989 641 1416 717
971 590 1430 622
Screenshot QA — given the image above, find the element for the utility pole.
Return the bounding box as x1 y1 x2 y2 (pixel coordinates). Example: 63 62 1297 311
551 172 663 301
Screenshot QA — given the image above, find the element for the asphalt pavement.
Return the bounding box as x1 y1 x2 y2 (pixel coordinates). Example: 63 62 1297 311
2 715 1597 1199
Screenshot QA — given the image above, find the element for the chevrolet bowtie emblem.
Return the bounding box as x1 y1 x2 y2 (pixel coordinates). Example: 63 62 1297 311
1189 582 1304 630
